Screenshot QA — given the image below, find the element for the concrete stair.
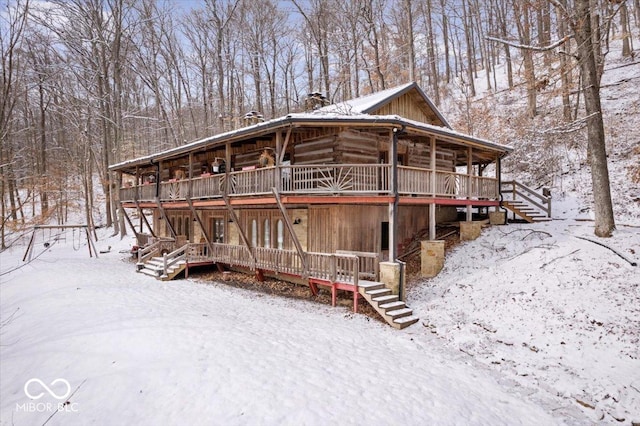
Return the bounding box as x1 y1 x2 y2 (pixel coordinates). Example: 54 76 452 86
137 256 186 281
358 281 419 329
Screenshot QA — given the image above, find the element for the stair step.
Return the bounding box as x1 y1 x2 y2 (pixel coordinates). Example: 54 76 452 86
393 315 420 329
371 295 399 304
358 280 384 290
139 268 160 277
378 301 406 312
366 288 392 297
386 307 413 319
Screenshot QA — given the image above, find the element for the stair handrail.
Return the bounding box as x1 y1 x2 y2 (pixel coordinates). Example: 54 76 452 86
137 241 160 265
500 180 551 217
162 243 190 277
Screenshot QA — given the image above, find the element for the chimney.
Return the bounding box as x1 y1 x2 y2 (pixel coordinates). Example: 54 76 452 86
243 110 264 126
304 92 329 112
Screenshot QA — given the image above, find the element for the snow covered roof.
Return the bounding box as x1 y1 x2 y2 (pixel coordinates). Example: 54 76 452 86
319 82 451 128
109 83 509 172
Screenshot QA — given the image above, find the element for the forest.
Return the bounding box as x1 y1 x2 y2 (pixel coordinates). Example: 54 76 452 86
1 0 639 247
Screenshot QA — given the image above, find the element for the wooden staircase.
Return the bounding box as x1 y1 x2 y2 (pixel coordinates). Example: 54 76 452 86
500 180 552 223
137 256 187 281
137 243 189 281
358 281 419 329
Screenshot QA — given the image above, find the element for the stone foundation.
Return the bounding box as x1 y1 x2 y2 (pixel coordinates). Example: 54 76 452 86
380 262 401 297
460 221 482 241
421 240 445 278
489 211 506 225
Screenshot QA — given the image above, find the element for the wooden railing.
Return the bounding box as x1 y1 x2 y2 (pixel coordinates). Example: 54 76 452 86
280 164 390 194
137 240 160 265
500 180 552 217
397 166 431 195
307 252 360 284
192 174 225 199
122 164 500 201
136 238 175 266
434 170 461 197
162 241 369 285
159 179 190 201
335 250 380 280
228 167 276 196
472 176 499 199
254 247 304 275
162 244 189 277
120 186 137 202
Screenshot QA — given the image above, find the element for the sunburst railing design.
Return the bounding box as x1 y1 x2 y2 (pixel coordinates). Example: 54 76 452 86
316 167 354 192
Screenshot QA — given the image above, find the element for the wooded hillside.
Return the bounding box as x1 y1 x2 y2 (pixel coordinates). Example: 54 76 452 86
1 0 639 245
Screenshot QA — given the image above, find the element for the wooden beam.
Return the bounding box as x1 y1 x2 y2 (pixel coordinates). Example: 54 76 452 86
156 197 176 239
389 129 399 263
430 136 437 240
272 188 309 276
466 146 473 222
222 194 256 266
186 196 214 254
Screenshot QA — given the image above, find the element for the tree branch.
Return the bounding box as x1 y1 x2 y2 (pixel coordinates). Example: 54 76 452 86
486 35 571 52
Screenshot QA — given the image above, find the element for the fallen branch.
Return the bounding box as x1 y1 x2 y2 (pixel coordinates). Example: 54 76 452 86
521 230 553 240
574 236 637 267
540 249 581 269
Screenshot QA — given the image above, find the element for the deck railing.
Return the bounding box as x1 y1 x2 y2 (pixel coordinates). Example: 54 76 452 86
168 241 367 285
192 174 225 199
281 164 390 194
254 247 304 275
397 166 431 195
123 164 499 201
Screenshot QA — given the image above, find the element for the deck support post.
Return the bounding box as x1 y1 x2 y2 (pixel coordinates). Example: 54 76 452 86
389 129 398 262
466 146 473 222
429 136 437 240
390 128 402 301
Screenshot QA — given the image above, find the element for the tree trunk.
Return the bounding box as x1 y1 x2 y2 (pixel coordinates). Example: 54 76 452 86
621 2 633 57
573 0 615 237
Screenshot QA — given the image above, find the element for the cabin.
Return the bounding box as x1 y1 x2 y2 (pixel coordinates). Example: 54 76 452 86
110 82 526 329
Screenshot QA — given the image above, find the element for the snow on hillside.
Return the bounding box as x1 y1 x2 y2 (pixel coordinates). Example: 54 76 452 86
409 219 639 425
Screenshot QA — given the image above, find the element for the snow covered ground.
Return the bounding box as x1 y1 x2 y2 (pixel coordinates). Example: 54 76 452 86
2 31 638 426
1 233 568 426
410 216 640 425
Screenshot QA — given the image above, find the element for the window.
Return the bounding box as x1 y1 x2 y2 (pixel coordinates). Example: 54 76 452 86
263 219 270 248
276 220 284 249
210 217 225 243
251 219 258 247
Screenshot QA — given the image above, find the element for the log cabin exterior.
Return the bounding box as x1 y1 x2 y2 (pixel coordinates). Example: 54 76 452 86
110 82 512 328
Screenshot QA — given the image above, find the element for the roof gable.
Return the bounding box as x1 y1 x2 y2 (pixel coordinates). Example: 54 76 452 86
320 82 450 128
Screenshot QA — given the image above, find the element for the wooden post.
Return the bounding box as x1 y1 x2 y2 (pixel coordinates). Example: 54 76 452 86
429 136 437 240
275 131 282 192
496 156 502 212
466 146 473 221
389 129 399 263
